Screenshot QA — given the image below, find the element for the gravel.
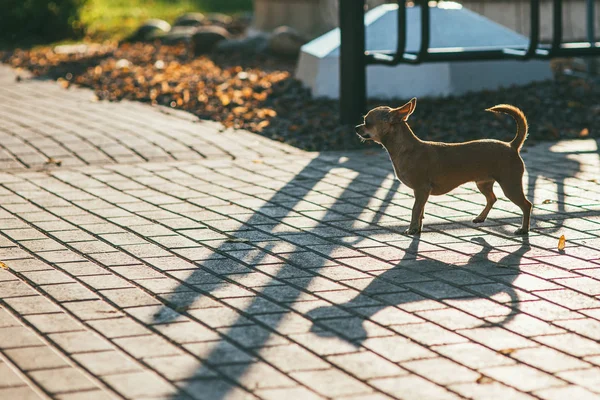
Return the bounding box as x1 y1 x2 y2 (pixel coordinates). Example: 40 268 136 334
2 42 598 151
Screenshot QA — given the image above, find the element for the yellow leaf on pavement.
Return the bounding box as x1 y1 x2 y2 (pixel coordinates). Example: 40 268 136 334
498 348 515 355
0 261 8 269
558 235 566 251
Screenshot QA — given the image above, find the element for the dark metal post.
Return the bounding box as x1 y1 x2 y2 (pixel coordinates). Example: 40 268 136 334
339 0 366 125
550 0 563 53
587 0 596 74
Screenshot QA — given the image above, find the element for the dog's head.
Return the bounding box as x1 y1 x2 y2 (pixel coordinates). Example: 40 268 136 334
355 97 417 144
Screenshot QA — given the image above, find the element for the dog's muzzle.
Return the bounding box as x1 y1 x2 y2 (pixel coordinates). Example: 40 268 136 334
355 125 370 139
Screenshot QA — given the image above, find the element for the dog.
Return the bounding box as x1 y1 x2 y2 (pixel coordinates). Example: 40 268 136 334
355 98 532 235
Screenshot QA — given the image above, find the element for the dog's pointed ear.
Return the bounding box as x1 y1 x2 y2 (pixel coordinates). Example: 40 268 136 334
408 97 417 113
389 97 417 122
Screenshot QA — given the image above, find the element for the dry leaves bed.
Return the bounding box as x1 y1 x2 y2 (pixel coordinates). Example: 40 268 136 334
2 42 599 151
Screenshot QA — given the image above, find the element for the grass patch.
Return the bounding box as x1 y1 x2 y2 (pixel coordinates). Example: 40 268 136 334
1 0 252 50
82 0 252 42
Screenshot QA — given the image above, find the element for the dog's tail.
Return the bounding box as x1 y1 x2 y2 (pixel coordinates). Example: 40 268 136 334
485 104 528 152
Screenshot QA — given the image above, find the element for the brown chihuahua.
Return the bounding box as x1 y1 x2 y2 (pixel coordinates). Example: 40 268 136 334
356 98 532 235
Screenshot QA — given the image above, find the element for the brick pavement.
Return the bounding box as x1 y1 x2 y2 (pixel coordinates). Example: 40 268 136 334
0 64 600 400
0 66 301 170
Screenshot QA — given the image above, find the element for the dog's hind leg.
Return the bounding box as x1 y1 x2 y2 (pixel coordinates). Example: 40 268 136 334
473 180 496 223
497 178 532 235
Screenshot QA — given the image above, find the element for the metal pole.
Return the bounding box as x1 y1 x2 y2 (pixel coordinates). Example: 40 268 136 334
339 0 366 125
587 0 596 74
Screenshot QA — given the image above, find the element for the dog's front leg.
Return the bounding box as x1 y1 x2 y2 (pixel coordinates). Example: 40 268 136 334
406 187 430 235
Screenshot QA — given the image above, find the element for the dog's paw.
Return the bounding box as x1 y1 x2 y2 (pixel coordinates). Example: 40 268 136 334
404 227 421 235
514 228 529 235
472 217 486 224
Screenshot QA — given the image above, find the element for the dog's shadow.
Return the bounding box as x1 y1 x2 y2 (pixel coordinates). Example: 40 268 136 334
308 236 530 344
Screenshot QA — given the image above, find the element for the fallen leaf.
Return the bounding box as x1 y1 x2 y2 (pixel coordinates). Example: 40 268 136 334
476 375 493 384
0 261 7 269
542 199 553 204
57 78 70 89
45 158 62 167
558 235 566 251
252 159 263 164
579 128 590 137
498 348 516 355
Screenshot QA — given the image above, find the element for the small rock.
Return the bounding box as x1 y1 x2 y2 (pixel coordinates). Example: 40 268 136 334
174 12 206 27
191 26 230 55
268 26 307 58
129 19 171 42
215 33 269 56
206 13 233 27
160 26 198 44
53 44 89 55
115 59 130 69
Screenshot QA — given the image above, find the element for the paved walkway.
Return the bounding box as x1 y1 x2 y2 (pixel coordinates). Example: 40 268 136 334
0 65 600 400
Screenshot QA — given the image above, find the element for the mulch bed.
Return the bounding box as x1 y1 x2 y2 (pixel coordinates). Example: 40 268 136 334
2 42 598 151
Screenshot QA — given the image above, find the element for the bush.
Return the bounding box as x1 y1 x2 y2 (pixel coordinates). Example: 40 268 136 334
0 0 88 42
197 0 252 13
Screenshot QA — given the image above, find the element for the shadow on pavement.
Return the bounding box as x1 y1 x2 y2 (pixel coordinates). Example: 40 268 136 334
148 148 571 399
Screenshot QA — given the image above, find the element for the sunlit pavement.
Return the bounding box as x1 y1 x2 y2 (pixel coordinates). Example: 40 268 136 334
1 65 600 400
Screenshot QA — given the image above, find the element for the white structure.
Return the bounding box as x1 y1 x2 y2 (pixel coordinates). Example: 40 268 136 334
296 2 553 99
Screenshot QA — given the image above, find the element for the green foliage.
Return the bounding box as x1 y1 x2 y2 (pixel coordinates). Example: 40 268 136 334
197 0 252 12
82 0 253 42
0 0 88 42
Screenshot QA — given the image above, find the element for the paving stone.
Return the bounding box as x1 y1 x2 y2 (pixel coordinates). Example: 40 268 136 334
328 351 406 380
29 367 99 394
4 346 68 371
0 281 37 298
0 386 42 400
535 385 600 400
392 322 467 346
256 386 325 400
450 381 536 400
0 360 28 387
113 335 183 359
41 283 99 302
144 354 217 381
511 346 591 373
371 375 461 400
433 342 514 369
24 313 83 333
63 300 123 320
177 377 255 400
185 340 256 364
49 331 112 353
154 321 220 343
102 371 177 398
403 357 480 385
72 351 141 376
2 66 600 399
481 364 566 392
217 362 297 390
291 368 372 397
0 326 44 349
557 368 600 393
